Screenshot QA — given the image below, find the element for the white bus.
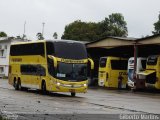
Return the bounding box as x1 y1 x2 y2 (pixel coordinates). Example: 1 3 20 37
127 57 146 88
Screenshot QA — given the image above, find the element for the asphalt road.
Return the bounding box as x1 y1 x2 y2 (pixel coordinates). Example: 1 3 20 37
0 79 160 120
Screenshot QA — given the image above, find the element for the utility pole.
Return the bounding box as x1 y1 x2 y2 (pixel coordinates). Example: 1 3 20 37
22 21 26 40
24 21 26 35
42 22 45 36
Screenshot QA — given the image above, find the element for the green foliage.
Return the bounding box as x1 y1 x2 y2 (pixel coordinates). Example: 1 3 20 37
36 32 44 40
62 13 128 41
108 13 128 37
62 20 99 41
0 32 7 37
152 13 160 35
53 32 58 39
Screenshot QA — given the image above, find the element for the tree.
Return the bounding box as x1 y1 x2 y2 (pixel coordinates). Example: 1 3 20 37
0 32 7 37
61 13 128 41
36 33 44 40
53 32 58 39
61 20 99 41
99 13 128 38
152 12 160 35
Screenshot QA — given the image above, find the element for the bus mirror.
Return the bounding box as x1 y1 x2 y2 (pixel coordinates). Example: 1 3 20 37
48 55 57 68
88 58 94 70
52 56 57 68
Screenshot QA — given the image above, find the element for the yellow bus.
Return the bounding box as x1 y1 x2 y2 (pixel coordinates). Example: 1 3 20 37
9 40 94 96
98 56 128 89
138 55 160 89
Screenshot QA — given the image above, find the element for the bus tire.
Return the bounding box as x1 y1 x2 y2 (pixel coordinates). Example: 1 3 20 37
71 92 76 97
17 79 22 90
13 78 17 89
41 81 47 95
126 84 130 90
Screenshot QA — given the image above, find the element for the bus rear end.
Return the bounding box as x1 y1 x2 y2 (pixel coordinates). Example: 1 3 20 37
139 55 159 89
127 57 147 89
98 57 128 89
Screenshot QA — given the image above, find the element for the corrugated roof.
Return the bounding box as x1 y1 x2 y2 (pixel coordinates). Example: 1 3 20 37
136 34 160 41
86 36 136 45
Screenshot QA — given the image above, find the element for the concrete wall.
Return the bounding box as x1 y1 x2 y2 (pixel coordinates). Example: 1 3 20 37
0 40 10 77
0 38 27 77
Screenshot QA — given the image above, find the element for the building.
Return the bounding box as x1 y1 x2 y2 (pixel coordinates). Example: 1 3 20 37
86 36 136 81
86 34 160 85
0 37 28 78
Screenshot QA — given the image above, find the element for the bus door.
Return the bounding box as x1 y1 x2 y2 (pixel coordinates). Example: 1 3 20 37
110 60 120 88
36 65 46 89
110 60 128 88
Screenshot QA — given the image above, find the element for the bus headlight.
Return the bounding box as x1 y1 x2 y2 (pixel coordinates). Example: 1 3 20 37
57 82 61 86
84 84 87 87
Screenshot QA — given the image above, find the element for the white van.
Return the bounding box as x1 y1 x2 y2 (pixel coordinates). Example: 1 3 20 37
127 57 146 88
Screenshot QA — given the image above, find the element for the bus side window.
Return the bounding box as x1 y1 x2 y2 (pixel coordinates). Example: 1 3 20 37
36 65 46 76
47 57 55 77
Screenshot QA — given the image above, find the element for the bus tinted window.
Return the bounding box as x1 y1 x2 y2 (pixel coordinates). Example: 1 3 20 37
99 58 107 67
54 42 87 59
10 43 45 56
46 42 55 56
111 60 128 70
21 65 46 76
147 56 158 65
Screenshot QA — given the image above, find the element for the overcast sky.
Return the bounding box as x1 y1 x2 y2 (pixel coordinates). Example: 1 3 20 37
0 0 160 40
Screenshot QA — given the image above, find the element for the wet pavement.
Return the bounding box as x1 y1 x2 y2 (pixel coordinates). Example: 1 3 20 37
0 79 160 119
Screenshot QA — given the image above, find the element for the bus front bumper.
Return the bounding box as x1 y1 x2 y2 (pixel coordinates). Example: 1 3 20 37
52 82 88 93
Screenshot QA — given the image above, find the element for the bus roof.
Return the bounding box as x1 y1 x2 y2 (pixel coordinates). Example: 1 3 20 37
11 39 83 45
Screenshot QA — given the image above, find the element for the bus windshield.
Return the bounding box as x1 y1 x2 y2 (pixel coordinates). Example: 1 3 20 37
46 41 87 59
56 63 87 81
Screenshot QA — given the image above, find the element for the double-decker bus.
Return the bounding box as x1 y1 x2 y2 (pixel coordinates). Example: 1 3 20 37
9 40 94 96
98 56 128 89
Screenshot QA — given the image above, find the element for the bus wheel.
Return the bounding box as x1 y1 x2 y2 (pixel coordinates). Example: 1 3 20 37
17 79 22 90
71 92 76 97
13 78 17 89
42 81 47 95
15 79 21 90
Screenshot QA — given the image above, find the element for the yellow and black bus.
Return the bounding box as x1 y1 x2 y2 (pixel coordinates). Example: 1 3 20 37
98 56 128 89
9 40 94 96
138 55 160 89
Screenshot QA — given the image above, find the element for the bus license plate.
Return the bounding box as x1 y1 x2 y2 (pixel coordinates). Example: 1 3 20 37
69 89 75 92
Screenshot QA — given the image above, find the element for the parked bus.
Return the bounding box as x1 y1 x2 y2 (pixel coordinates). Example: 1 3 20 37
127 57 146 89
138 55 160 89
9 40 94 96
98 56 128 89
